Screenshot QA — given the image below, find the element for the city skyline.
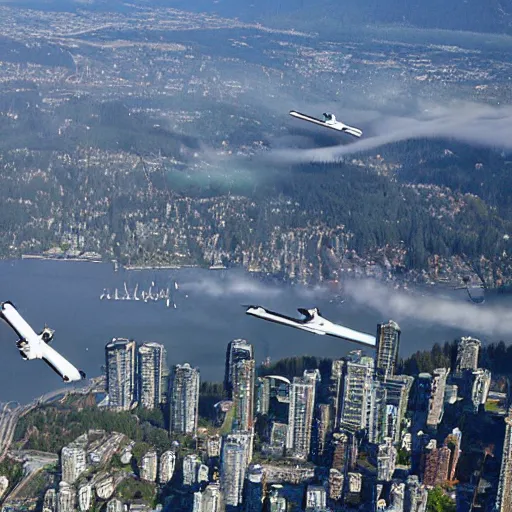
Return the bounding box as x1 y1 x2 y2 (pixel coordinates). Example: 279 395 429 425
6 322 502 511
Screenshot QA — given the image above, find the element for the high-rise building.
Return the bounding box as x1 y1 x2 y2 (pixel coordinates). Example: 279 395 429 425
105 338 136 411
268 422 288 455
380 375 414 443
375 321 401 379
328 468 344 502
198 464 209 484
437 445 451 483
445 428 462 482
303 368 321 387
421 439 438 486
306 485 327 509
201 483 221 512
338 357 373 433
94 474 115 500
312 403 331 463
232 359 255 432
268 485 287 512
426 368 449 428
445 384 458 405
159 450 176 485
330 359 345 429
225 339 253 398
388 482 405 512
404 475 428 512
43 489 56 512
57 482 76 512
192 491 203 512
220 432 252 509
193 484 221 512
61 443 87 484
376 438 397 482
331 431 351 473
287 376 316 460
207 435 221 459
455 337 481 373
369 381 388 444
347 472 362 494
140 450 158 482
77 484 92 512
245 464 265 512
259 375 291 423
496 409 512 512
413 373 433 413
411 430 431 475
255 377 270 416
106 499 124 512
169 363 200 435
183 454 202 487
137 342 168 409
421 439 451 487
471 369 492 413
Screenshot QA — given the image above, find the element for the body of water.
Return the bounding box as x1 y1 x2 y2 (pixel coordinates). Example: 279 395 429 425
0 259 509 404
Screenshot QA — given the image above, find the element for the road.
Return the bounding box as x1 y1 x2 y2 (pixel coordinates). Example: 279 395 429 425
1 450 58 511
0 377 101 462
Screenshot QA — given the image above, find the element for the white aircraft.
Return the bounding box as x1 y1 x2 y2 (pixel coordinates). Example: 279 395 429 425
0 301 86 382
289 110 363 138
245 305 376 347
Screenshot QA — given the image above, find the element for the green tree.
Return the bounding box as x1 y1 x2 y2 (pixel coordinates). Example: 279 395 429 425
427 487 456 512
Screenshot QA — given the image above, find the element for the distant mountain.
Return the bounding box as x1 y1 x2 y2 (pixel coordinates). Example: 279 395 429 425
164 0 512 36
9 0 512 35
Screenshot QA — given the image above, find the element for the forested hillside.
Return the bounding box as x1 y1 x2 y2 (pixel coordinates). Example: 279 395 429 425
160 0 512 35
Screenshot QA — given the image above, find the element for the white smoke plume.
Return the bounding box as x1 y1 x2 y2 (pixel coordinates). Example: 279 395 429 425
344 278 512 340
180 273 283 299
181 271 512 340
179 272 327 300
270 101 512 163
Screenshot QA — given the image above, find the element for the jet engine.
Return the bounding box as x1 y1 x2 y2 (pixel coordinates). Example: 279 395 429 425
16 338 29 359
40 326 54 344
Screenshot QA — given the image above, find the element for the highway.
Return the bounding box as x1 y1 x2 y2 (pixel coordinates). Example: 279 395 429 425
0 377 101 463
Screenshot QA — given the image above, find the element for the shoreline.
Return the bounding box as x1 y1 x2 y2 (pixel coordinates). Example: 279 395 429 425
12 255 508 295
21 254 102 263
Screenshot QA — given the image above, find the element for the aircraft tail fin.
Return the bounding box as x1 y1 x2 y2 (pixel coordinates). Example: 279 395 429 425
298 308 314 320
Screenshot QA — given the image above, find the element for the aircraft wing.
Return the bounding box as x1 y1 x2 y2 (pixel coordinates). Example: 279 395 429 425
246 305 375 346
40 342 85 382
289 111 363 138
339 124 363 138
290 110 342 130
0 301 39 342
245 306 326 334
1 301 85 382
323 322 376 347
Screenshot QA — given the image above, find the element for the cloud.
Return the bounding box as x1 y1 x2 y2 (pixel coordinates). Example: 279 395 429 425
180 273 284 299
179 270 512 341
267 101 512 164
179 272 330 301
344 278 512 339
